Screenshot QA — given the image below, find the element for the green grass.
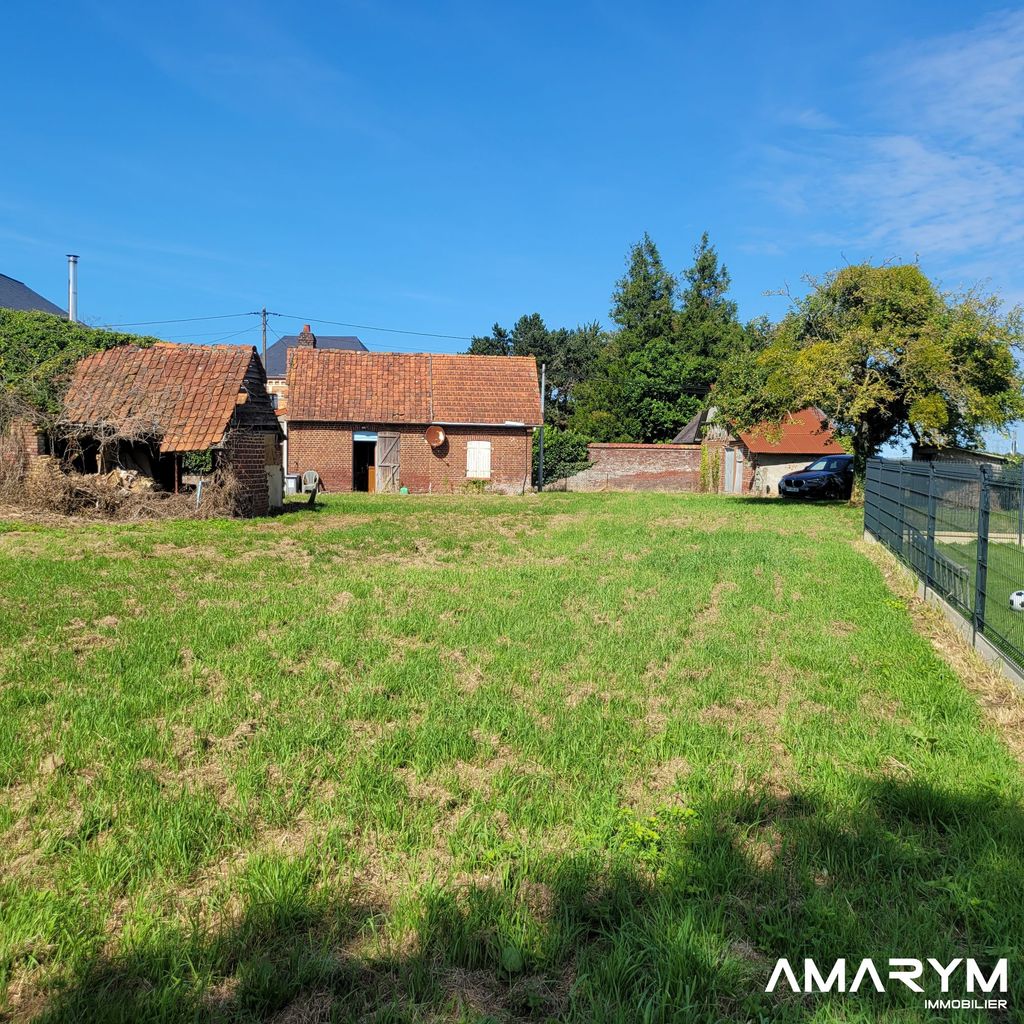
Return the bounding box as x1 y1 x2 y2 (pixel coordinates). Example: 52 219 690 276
1 492 1022 1022
930 536 1024 667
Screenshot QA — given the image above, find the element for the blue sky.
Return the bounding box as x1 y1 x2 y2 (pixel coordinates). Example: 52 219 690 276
2 1 1023 382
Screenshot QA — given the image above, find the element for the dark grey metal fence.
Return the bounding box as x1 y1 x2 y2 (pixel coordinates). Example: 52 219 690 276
864 457 1024 675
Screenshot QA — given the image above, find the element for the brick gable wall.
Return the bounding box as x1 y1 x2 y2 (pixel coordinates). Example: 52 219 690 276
287 422 532 494
223 430 276 516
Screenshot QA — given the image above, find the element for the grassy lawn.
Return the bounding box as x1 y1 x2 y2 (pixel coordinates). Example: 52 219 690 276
1 492 1022 1022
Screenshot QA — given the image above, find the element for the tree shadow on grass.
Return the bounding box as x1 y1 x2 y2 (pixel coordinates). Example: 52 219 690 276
27 777 1024 1023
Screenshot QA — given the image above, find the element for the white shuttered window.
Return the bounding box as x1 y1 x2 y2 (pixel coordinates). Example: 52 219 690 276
466 440 492 479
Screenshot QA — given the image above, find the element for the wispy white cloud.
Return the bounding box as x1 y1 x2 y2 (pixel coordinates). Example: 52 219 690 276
882 9 1024 148
761 9 1024 292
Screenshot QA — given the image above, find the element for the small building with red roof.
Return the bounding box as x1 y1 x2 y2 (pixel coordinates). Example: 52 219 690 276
60 342 283 514
285 347 541 494
696 407 845 495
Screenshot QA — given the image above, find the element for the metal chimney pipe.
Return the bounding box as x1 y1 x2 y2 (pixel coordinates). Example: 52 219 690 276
67 254 79 322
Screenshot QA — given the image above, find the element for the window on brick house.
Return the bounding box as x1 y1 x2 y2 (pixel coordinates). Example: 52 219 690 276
466 440 491 479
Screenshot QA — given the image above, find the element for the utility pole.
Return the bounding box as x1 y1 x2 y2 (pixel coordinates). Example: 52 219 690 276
261 307 268 366
538 362 546 492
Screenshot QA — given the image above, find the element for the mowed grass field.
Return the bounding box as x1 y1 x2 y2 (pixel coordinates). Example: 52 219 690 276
1 492 1023 1023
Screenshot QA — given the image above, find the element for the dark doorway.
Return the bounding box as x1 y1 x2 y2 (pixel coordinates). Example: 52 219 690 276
353 440 376 492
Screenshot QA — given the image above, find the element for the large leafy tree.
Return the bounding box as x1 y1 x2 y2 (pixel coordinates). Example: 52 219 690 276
713 263 1024 475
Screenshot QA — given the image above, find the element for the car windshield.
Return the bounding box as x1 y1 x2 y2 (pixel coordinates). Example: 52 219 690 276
805 459 830 471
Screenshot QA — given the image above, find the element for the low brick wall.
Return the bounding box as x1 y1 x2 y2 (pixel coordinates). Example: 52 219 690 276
565 443 702 492
287 422 533 494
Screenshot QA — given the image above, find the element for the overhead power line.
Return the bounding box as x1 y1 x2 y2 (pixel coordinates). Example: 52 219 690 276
270 312 472 342
96 310 474 343
99 312 255 328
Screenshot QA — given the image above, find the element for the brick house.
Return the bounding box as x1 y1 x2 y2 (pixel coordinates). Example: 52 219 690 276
59 343 284 515
286 349 540 493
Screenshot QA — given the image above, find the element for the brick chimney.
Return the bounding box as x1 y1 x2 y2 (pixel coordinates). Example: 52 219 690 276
295 324 317 348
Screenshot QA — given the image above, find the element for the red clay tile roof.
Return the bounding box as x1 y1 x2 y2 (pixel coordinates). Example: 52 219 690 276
738 408 844 455
63 343 259 452
287 350 541 426
431 354 540 424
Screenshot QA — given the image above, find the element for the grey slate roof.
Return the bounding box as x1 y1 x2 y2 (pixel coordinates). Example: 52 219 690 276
0 273 65 316
264 334 366 377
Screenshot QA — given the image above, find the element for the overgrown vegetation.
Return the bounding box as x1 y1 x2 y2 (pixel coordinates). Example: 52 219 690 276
698 444 719 493
7 458 242 520
0 312 246 519
181 449 214 475
2 492 1021 1021
0 309 159 421
533 427 589 486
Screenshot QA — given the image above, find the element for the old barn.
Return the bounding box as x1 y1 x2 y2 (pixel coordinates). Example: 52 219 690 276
60 343 283 515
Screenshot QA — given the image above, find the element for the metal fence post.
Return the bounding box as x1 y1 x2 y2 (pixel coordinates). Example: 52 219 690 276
897 460 905 558
925 462 937 595
974 464 991 641
1018 463 1023 548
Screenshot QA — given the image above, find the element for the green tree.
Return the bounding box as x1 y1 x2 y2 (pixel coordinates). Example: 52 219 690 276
546 321 604 428
610 232 678 343
467 314 606 428
676 232 746 388
713 263 1024 476
467 323 512 356
572 234 704 442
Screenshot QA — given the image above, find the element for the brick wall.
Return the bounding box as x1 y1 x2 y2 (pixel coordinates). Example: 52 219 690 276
565 443 702 492
223 429 275 516
0 417 48 482
287 422 533 494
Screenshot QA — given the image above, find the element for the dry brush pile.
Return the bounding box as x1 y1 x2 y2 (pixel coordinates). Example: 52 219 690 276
0 395 242 521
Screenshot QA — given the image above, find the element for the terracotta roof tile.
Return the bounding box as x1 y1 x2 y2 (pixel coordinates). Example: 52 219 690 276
62 343 258 452
287 350 541 426
738 408 844 455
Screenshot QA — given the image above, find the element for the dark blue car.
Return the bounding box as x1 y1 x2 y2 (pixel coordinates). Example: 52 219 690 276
779 454 854 499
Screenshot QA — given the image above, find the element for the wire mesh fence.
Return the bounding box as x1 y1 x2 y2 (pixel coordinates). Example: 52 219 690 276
864 457 1024 675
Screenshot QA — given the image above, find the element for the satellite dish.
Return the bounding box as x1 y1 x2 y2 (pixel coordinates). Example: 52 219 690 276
425 425 446 448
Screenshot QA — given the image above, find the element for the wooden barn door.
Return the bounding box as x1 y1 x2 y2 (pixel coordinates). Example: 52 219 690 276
376 432 401 492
